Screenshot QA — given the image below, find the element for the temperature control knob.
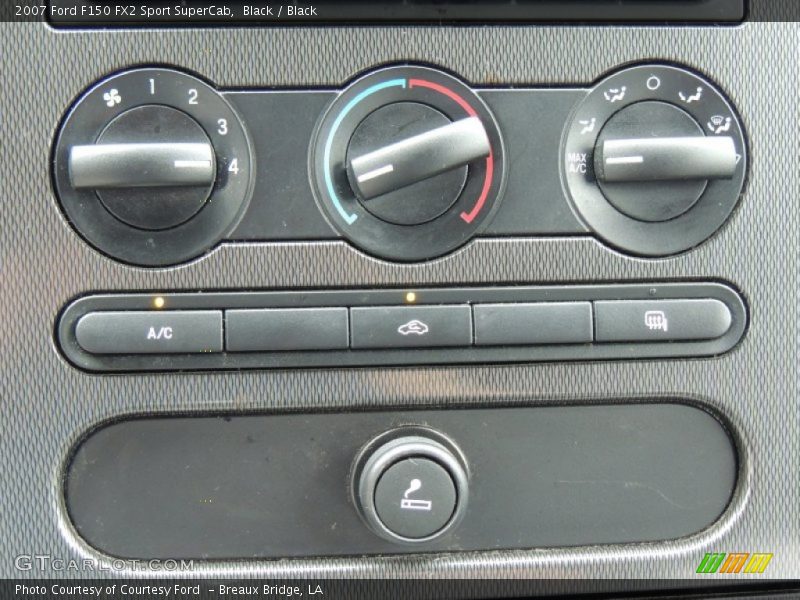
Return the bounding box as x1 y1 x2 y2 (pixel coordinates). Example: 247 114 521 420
311 65 506 262
348 113 490 201
53 68 253 266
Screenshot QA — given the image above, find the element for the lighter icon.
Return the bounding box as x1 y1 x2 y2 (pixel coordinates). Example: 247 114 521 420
400 478 433 511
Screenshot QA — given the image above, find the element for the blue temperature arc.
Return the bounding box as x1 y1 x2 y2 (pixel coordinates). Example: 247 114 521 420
324 78 406 225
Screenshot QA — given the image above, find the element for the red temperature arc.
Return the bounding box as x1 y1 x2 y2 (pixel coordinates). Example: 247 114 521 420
408 78 495 224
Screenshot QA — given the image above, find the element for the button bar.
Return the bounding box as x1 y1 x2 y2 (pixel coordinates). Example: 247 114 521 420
59 284 746 371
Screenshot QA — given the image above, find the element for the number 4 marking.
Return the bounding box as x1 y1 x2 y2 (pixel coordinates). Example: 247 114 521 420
228 158 240 175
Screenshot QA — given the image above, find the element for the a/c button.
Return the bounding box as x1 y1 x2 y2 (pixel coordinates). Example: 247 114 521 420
75 311 223 354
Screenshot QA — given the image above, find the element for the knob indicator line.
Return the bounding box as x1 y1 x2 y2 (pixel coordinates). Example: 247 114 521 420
606 156 644 165
174 160 213 169
356 164 395 183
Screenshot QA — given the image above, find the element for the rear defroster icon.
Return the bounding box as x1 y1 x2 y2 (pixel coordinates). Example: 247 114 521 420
644 310 669 332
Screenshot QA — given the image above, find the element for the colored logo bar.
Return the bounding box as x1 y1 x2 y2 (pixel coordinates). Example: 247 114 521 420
696 552 773 574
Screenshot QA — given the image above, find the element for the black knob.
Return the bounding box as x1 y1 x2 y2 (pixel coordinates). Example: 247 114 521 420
353 429 469 544
69 105 216 230
53 67 253 266
346 103 469 225
310 65 506 262
345 102 490 226
593 101 737 223
562 64 746 256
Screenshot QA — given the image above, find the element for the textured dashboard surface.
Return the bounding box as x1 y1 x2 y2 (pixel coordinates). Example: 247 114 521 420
0 19 798 582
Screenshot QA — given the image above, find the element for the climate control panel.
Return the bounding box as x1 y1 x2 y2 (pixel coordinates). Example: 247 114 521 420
52 62 747 266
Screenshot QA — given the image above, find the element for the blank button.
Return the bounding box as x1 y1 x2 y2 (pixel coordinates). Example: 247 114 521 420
226 308 349 352
474 302 593 346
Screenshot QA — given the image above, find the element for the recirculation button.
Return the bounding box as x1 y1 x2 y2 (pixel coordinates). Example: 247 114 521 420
350 305 472 349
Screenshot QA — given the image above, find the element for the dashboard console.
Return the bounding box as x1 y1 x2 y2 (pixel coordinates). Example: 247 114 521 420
1 0 797 595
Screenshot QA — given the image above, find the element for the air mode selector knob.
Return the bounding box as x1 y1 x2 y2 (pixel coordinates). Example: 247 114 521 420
353 430 469 544
593 101 737 223
562 64 746 256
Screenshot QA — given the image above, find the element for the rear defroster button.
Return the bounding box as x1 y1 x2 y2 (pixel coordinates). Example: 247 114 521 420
594 299 733 342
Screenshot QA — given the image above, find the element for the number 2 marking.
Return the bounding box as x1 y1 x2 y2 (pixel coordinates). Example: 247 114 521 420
188 89 198 105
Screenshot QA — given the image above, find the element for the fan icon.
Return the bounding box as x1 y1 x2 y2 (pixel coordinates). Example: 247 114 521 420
102 89 122 107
